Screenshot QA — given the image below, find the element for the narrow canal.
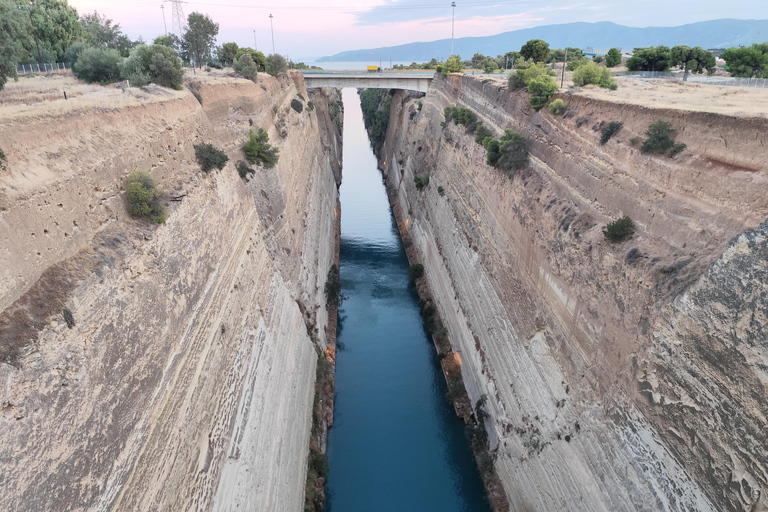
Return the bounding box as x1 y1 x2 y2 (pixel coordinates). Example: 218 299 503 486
324 88 490 511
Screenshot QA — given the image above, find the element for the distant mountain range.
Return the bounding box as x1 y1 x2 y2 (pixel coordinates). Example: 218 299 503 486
318 19 768 62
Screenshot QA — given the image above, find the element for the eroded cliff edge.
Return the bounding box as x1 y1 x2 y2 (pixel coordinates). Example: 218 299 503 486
0 72 341 511
378 75 767 511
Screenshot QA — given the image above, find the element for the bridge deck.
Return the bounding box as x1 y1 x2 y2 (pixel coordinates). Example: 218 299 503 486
300 71 435 92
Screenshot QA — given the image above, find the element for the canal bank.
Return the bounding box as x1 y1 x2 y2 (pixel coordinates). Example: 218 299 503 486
323 88 490 511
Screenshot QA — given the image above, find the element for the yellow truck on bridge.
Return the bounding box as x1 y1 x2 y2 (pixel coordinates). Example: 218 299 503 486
367 66 382 72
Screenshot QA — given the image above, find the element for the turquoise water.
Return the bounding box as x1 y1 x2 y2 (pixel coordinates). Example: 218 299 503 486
324 89 490 512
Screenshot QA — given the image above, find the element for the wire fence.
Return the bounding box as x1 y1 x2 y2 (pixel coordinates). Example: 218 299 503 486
16 62 72 74
621 70 768 88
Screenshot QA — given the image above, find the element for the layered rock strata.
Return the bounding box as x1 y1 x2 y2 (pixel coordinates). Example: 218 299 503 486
0 73 340 511
378 74 767 511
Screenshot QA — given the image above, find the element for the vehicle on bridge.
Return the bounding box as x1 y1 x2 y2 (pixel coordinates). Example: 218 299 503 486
367 66 382 73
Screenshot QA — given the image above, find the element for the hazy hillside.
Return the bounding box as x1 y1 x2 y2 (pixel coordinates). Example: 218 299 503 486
318 19 768 61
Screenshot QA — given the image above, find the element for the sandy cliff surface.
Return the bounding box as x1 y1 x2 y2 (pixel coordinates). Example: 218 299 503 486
0 72 340 511
379 74 767 511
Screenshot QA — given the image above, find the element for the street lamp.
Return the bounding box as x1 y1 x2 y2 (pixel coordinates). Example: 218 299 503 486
253 29 257 51
451 2 456 56
269 14 275 55
161 5 167 36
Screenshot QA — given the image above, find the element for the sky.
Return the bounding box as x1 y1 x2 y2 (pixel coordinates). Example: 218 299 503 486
67 0 766 60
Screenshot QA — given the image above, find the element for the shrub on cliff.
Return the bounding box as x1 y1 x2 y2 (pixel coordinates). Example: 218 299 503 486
194 143 229 172
549 99 567 115
414 175 430 189
236 160 254 180
119 44 184 90
233 53 258 82
243 128 279 168
497 129 529 171
603 216 635 242
483 137 501 167
291 98 304 113
265 53 288 76
324 264 342 308
528 75 557 111
640 120 685 156
126 171 166 223
600 121 623 144
408 264 424 280
73 47 123 84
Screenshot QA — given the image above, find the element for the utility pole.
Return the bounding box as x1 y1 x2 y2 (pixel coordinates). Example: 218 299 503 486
561 47 568 88
451 2 456 56
269 14 275 55
161 5 168 36
253 29 257 51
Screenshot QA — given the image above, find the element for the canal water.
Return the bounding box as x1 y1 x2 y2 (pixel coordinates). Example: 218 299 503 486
324 88 490 511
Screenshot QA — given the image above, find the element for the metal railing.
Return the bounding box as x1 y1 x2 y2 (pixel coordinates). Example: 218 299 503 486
16 62 71 74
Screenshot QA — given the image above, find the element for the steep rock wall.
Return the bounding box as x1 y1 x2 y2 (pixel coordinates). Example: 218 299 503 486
0 73 340 511
379 75 767 511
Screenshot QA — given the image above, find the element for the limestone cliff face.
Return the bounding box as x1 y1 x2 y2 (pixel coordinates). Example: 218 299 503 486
0 73 340 511
379 74 767 511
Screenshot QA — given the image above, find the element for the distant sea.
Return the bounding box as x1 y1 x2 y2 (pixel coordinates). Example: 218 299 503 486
302 61 421 70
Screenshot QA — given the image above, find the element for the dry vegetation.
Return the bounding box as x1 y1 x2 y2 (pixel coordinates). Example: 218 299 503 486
571 76 768 118
0 73 186 122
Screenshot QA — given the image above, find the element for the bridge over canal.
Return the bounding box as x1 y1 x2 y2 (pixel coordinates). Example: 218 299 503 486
300 71 435 92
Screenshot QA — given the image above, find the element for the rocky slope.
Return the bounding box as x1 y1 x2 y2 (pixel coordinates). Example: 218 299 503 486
0 72 341 511
378 74 767 511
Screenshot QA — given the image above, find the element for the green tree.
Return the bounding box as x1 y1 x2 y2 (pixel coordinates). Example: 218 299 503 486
218 42 238 66
573 60 615 88
670 46 715 80
605 48 622 67
626 46 672 72
243 129 279 168
497 129 528 171
235 47 266 70
17 0 83 62
721 43 768 78
80 11 121 47
265 53 287 76
520 39 550 63
233 53 258 82
184 12 219 68
73 47 122 83
483 137 501 167
0 0 33 90
603 216 634 242
527 75 557 112
120 44 183 89
443 54 463 75
641 120 676 154
153 35 174 47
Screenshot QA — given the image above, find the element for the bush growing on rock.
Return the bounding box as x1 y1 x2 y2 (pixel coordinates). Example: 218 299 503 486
73 47 122 84
120 44 184 89
603 216 635 242
233 54 258 82
194 143 229 172
408 264 424 280
236 160 254 180
242 128 279 168
497 129 529 171
0 147 7 171
600 121 623 144
527 75 558 112
126 171 166 223
549 99 567 115
414 175 430 189
324 264 341 307
483 137 501 167
640 120 685 157
291 98 303 113
265 53 288 76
